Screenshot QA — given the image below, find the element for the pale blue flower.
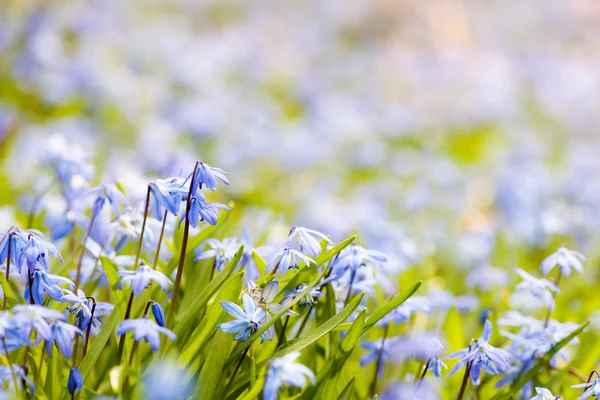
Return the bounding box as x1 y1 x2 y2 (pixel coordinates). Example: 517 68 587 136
284 226 332 257
360 337 399 376
283 275 336 307
86 183 128 216
118 264 172 296
218 294 267 342
179 193 230 228
12 305 66 341
149 177 186 220
0 365 34 396
44 321 83 359
189 162 229 192
17 234 62 273
195 237 240 272
264 351 314 400
28 269 74 304
116 318 176 351
447 320 512 385
143 361 192 400
330 244 387 278
530 387 557 400
247 280 297 340
540 246 585 277
513 268 559 311
267 248 317 275
389 332 445 363
573 379 600 399
0 231 28 267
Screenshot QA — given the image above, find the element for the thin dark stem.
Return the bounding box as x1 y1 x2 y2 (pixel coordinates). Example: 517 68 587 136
3 232 13 311
225 344 251 395
369 325 389 397
417 357 434 387
115 292 135 365
544 269 562 328
75 210 98 288
587 370 600 383
296 306 313 338
152 211 169 270
3 338 21 399
28 271 34 304
166 161 200 328
277 315 290 344
344 269 357 306
82 299 97 359
133 186 152 270
456 360 473 400
71 318 81 365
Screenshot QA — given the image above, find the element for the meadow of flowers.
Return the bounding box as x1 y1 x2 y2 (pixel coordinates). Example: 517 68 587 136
2 1 600 400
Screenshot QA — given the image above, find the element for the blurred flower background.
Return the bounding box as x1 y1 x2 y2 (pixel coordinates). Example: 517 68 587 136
2 0 600 398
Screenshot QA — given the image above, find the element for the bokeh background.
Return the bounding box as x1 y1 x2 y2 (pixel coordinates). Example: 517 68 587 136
2 1 600 398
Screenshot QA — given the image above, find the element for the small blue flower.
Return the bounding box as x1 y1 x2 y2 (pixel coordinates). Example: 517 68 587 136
12 305 66 341
360 337 399 377
432 357 447 377
264 351 315 400
116 318 176 351
218 294 267 342
284 227 332 257
247 280 298 340
267 248 317 275
0 231 28 267
149 177 186 220
530 387 558 400
195 237 240 272
189 162 229 192
573 379 600 399
60 289 92 322
151 302 166 327
179 193 230 228
330 245 387 278
68 367 83 395
513 268 559 311
446 320 512 385
43 321 83 359
0 365 35 395
27 269 74 305
540 246 585 277
86 184 128 216
17 234 62 273
118 263 172 296
283 275 336 307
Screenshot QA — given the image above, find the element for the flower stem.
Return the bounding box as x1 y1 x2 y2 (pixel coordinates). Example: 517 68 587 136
417 357 433 387
133 186 152 270
225 342 252 395
456 360 473 400
75 209 98 288
28 271 34 304
296 306 313 338
344 269 357 306
369 324 389 397
3 338 21 400
82 298 97 359
3 232 13 311
115 291 135 365
151 211 168 270
166 161 200 329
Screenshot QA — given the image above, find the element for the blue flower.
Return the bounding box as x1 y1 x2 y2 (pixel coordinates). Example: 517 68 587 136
247 280 298 340
17 234 62 273
86 184 128 216
60 289 92 322
0 312 31 351
360 337 399 377
540 246 585 277
284 227 332 257
118 263 172 296
530 387 558 400
142 361 192 400
267 248 317 275
388 332 445 363
12 305 66 341
195 237 240 272
447 320 512 385
68 367 83 395
44 321 83 359
264 351 315 400
0 365 35 395
151 302 166 327
283 275 336 307
189 162 229 192
513 268 559 311
217 294 267 342
573 379 600 399
179 193 230 228
0 231 28 267
432 357 447 377
378 296 431 326
27 269 74 305
330 245 387 278
149 177 186 220
116 318 176 351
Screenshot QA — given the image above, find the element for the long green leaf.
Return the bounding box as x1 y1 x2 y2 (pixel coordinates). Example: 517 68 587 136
273 292 364 358
174 246 243 336
196 330 234 399
362 280 421 333
336 377 356 400
79 306 121 381
179 271 244 367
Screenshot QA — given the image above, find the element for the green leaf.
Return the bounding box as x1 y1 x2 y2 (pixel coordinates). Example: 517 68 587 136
274 292 364 358
336 377 356 400
362 281 421 333
196 330 234 399
444 307 464 354
0 272 16 307
79 305 121 382
179 271 244 367
252 249 267 276
174 246 244 337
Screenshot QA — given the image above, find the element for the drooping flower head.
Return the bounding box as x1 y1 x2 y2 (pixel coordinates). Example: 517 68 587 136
148 177 186 220
17 233 62 273
264 352 315 400
330 244 387 278
179 193 230 228
195 237 240 272
540 246 585 278
267 247 317 275
189 162 229 193
86 183 128 216
116 318 176 351
118 263 172 296
284 227 332 257
573 378 600 400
